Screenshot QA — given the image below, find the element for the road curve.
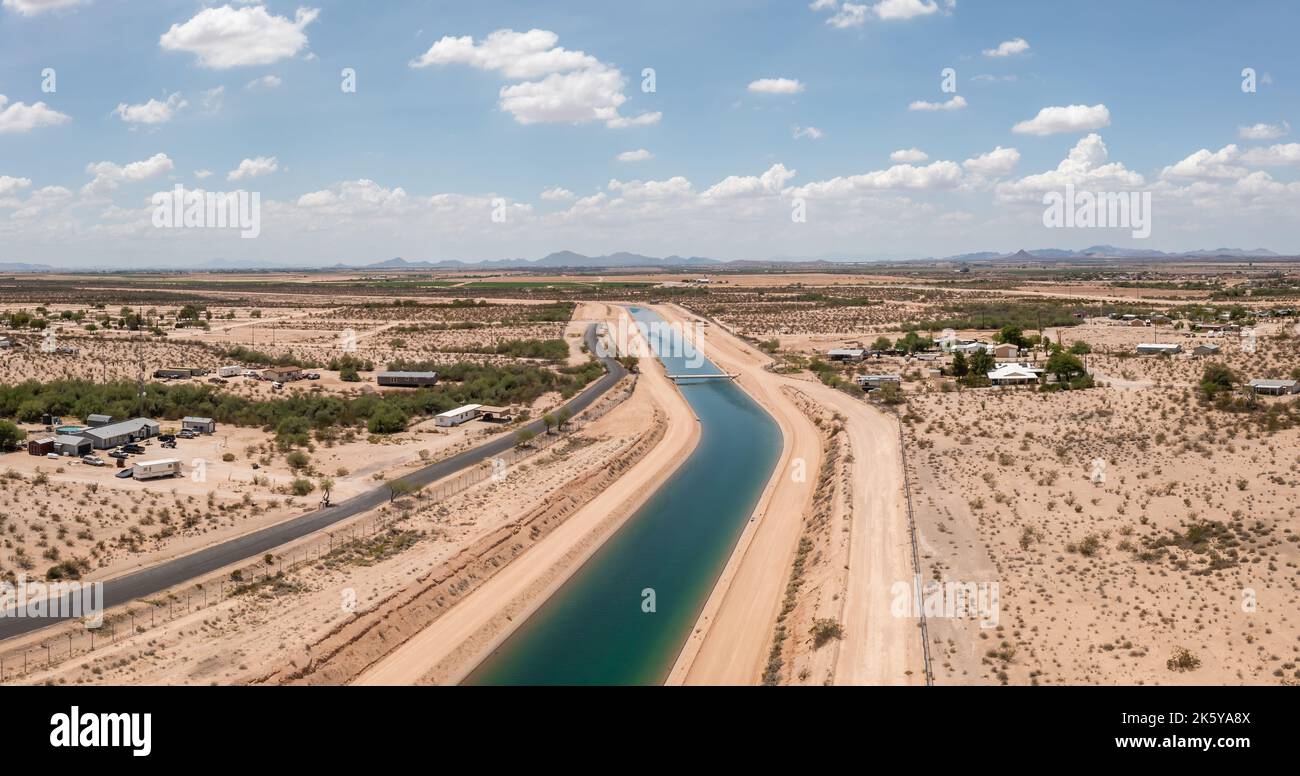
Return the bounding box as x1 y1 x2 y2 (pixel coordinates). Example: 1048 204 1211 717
0 325 625 641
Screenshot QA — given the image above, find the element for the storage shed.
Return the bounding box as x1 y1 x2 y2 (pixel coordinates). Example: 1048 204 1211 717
54 435 93 456
182 416 216 434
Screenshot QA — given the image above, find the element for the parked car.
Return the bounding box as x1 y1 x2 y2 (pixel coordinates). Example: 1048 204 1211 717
305 372 321 380
81 455 106 466
161 440 177 449
208 377 228 385
272 381 284 390
108 450 129 460
178 429 197 439
158 434 176 442
123 443 145 454
115 468 134 479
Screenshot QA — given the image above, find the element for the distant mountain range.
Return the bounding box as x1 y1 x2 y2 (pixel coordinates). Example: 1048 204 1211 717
0 246 1291 273
362 251 725 271
940 245 1282 262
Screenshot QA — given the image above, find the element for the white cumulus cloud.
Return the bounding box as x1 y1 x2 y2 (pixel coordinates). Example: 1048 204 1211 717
748 78 805 95
0 94 70 133
962 146 1020 177
1238 121 1290 141
983 38 1029 57
908 95 967 111
114 92 187 125
2 0 89 16
540 187 575 201
410 28 658 129
160 5 319 69
246 75 282 90
996 134 1143 202
616 149 653 162
890 148 928 163
227 156 279 181
82 152 174 197
1012 104 1110 135
813 0 939 28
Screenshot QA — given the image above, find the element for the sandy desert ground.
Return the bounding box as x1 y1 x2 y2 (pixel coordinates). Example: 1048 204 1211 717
5 265 1300 687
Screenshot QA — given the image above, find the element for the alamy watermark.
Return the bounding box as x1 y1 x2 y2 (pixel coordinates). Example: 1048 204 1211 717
152 185 261 239
1042 183 1151 239
1 574 104 627
594 318 707 368
891 576 999 629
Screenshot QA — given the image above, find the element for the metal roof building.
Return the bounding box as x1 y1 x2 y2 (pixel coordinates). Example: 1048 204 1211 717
78 418 161 449
1136 343 1182 355
182 416 217 433
53 435 93 456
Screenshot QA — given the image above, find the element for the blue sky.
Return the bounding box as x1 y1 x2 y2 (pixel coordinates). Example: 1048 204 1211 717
1 0 1298 267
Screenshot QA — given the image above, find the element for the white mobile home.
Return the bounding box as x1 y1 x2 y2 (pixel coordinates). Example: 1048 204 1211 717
218 365 243 378
1136 343 1181 356
133 458 182 481
987 364 1044 386
1248 379 1300 396
826 348 866 362
435 404 482 427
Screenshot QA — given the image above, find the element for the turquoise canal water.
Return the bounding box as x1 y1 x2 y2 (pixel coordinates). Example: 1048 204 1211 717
465 307 782 685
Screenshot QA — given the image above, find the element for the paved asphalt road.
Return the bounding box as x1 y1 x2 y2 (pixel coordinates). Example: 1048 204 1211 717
0 325 627 641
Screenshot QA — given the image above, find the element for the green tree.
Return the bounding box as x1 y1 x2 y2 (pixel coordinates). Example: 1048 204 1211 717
872 336 894 352
875 382 905 405
1045 351 1086 384
896 331 933 354
514 428 536 449
968 350 995 377
542 413 558 434
387 479 416 503
951 351 969 377
1199 363 1237 400
997 325 1027 348
0 420 26 450
367 404 408 434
